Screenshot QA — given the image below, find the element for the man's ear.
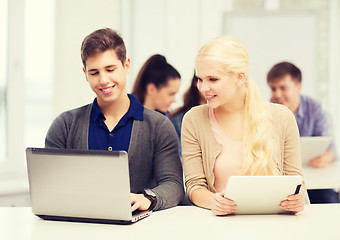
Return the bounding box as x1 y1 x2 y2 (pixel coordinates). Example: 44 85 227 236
83 67 89 82
146 83 157 95
297 82 302 91
124 58 131 74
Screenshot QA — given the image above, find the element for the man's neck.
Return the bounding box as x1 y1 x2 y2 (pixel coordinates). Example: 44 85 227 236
290 96 301 115
98 93 130 120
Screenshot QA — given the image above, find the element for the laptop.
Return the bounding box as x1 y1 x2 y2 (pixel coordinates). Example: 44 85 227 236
26 147 151 224
300 136 332 166
224 175 302 215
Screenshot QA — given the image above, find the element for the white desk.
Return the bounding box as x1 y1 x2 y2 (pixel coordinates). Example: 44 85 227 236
303 162 340 189
0 205 339 240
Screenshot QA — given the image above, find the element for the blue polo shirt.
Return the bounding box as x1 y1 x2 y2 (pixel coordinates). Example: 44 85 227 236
88 94 144 152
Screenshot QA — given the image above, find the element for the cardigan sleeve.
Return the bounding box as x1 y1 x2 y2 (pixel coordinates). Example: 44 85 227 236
45 113 69 148
150 117 185 211
181 110 209 200
45 105 90 149
281 106 303 177
281 106 309 200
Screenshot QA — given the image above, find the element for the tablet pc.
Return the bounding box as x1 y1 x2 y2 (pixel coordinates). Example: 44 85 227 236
224 175 303 214
300 136 332 166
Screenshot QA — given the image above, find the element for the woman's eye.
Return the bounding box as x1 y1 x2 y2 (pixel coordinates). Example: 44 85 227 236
209 78 218 82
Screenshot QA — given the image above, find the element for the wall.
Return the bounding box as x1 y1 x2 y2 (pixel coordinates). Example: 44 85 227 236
120 0 340 153
54 0 121 116
52 0 340 151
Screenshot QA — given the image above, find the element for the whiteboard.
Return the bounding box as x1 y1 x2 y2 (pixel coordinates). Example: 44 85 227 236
223 11 318 101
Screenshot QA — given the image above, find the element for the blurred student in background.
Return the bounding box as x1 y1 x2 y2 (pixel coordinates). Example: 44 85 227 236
267 61 338 204
182 36 305 216
131 54 181 116
170 74 206 154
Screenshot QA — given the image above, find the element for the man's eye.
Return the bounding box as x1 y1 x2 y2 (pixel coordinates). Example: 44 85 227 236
90 72 99 76
107 69 115 72
209 78 218 82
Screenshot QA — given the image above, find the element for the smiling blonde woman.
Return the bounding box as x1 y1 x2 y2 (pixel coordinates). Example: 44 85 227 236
181 36 305 216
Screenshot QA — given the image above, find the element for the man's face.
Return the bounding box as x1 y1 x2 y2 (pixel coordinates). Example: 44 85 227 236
268 74 301 112
83 50 130 107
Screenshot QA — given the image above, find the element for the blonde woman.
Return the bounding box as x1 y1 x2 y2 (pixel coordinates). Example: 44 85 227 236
181 36 305 216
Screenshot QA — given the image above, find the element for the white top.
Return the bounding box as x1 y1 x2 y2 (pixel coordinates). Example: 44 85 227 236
1 205 340 240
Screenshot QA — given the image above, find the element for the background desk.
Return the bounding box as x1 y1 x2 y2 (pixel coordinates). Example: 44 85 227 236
303 162 340 189
1 205 339 240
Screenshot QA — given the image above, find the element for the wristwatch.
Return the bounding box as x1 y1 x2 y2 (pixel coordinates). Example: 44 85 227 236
143 189 157 211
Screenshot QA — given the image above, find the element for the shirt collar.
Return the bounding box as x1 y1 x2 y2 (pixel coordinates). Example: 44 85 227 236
92 98 105 122
92 94 144 122
126 94 144 121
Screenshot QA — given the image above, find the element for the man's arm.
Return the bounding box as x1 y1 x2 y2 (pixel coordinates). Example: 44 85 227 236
45 114 68 148
309 149 334 168
150 117 185 211
310 103 336 167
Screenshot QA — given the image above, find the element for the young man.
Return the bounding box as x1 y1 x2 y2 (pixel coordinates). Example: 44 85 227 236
45 28 184 211
267 61 338 203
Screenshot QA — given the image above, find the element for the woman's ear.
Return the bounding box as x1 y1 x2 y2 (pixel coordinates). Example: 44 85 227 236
146 83 157 96
237 73 246 86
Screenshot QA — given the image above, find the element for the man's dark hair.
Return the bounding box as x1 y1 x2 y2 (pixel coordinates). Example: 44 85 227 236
81 28 126 67
267 61 302 84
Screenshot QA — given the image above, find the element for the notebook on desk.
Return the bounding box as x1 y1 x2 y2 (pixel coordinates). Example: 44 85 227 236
300 136 332 166
25 147 151 224
224 175 303 215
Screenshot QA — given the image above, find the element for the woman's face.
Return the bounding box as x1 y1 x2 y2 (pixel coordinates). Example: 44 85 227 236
195 80 207 105
150 78 181 113
196 59 240 109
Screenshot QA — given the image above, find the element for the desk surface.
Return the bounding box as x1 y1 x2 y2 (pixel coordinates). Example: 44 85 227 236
303 162 340 189
0 205 339 240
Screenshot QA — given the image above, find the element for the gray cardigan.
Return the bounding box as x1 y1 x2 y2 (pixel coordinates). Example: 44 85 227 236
45 104 184 211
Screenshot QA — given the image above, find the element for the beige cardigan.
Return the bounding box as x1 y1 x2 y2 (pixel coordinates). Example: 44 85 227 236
181 103 304 199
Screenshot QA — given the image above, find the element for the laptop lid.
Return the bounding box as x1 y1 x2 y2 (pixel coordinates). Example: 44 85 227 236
300 136 332 166
26 147 150 224
224 175 302 215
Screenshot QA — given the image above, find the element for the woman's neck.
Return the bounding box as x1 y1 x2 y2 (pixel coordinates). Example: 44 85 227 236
143 95 156 110
216 87 246 115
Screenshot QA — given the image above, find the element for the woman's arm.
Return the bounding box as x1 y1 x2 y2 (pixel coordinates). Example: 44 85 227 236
191 188 237 215
281 106 306 213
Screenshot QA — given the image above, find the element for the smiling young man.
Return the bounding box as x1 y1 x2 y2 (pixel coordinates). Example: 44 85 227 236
267 61 338 204
45 28 184 211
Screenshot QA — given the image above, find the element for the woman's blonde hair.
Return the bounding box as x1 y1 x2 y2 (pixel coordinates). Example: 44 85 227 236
196 36 280 175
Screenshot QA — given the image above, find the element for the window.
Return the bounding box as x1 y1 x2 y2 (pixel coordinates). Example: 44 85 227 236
24 0 54 149
1 0 54 174
0 0 8 162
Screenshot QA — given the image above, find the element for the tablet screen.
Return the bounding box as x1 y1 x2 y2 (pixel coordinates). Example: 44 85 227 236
224 175 303 214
